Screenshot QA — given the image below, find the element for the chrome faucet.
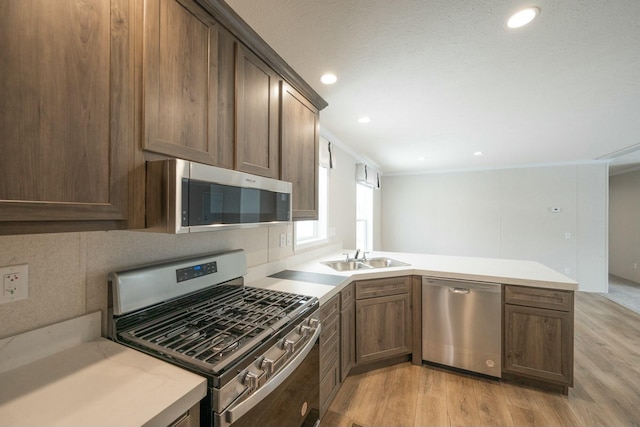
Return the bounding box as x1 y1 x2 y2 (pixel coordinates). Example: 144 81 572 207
342 249 362 261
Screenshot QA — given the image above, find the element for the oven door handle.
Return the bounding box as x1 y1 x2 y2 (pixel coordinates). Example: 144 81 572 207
220 323 321 427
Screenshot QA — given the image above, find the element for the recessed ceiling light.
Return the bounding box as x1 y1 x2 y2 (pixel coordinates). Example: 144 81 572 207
358 116 371 124
507 7 540 29
320 73 337 85
474 151 483 156
418 156 425 161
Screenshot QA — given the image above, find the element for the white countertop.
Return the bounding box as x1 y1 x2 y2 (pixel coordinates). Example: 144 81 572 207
247 250 578 305
0 313 206 427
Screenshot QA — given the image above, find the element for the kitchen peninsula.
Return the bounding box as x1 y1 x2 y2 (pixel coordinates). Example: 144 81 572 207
248 250 577 305
248 249 577 411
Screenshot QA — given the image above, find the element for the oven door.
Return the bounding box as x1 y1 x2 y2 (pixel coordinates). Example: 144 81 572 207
216 327 321 427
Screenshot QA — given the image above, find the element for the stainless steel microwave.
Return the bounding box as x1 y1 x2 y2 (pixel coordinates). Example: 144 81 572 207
145 159 292 233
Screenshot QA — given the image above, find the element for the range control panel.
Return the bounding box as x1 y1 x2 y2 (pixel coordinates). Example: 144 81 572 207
176 261 217 283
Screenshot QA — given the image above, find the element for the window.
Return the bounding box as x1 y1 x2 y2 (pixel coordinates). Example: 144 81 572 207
295 166 328 246
356 183 373 251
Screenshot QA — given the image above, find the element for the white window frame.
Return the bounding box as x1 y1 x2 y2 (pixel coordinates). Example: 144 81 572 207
295 166 328 249
356 182 373 252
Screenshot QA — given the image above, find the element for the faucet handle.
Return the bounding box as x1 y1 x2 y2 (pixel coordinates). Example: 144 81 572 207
362 252 369 261
342 252 351 262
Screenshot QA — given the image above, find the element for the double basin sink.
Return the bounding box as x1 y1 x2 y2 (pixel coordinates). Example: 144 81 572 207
321 257 409 272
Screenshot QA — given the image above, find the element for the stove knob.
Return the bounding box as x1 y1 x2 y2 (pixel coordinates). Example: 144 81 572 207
300 325 311 338
244 371 260 392
309 318 320 332
261 349 287 376
284 339 295 353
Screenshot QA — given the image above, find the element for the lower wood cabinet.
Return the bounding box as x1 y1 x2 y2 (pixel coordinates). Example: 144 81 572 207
503 285 574 393
340 284 355 381
319 294 340 416
167 402 199 427
354 276 412 365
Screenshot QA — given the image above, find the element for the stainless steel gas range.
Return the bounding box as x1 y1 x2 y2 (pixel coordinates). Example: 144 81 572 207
107 250 321 427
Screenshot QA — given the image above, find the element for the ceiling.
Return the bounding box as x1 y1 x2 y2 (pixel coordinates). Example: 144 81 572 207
224 0 640 175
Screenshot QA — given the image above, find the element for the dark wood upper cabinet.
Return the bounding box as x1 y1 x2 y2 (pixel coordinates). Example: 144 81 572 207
280 82 320 220
193 0 327 113
235 45 280 178
142 0 235 168
0 0 135 234
0 0 327 235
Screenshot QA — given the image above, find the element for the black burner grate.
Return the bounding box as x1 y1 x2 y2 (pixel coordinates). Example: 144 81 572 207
118 286 315 374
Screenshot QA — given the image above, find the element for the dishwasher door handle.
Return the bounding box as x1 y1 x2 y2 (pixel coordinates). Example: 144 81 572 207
449 287 471 294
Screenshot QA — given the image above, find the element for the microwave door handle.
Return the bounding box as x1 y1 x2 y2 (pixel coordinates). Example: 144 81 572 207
219 324 321 427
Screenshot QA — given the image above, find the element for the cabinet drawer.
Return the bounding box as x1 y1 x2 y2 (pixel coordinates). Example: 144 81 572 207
320 294 339 320
320 312 339 345
504 285 573 311
355 276 411 299
319 360 340 416
340 283 354 309
320 335 339 378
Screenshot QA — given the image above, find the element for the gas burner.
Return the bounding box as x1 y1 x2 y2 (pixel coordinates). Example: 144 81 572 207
180 327 202 341
211 334 239 354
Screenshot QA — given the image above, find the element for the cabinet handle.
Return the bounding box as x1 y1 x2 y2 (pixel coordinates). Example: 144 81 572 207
449 287 470 294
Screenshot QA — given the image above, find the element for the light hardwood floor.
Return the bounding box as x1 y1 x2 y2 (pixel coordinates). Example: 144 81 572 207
321 291 640 427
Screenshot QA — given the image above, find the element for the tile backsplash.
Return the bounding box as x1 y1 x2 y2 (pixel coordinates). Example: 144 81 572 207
0 224 294 339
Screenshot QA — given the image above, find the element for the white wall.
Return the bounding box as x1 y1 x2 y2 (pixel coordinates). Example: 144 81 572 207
326 145 357 249
381 163 608 292
609 169 640 283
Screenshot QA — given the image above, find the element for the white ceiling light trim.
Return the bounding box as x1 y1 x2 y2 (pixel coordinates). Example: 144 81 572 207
357 116 371 124
507 7 540 28
320 73 337 84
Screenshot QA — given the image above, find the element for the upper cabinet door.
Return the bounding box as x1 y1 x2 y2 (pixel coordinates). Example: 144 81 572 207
235 45 280 178
0 0 131 235
143 0 223 164
280 82 320 220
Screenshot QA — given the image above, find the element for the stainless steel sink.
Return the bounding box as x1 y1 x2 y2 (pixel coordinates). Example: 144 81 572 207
361 257 410 268
321 257 409 271
320 260 374 271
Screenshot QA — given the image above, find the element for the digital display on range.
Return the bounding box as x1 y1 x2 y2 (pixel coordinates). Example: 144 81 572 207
176 261 217 283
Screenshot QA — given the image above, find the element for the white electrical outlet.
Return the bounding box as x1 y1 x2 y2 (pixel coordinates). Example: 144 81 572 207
0 264 29 304
279 233 286 248
634 262 638 270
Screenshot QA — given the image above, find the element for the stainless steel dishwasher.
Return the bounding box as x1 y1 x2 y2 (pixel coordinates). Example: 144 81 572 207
422 277 502 377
